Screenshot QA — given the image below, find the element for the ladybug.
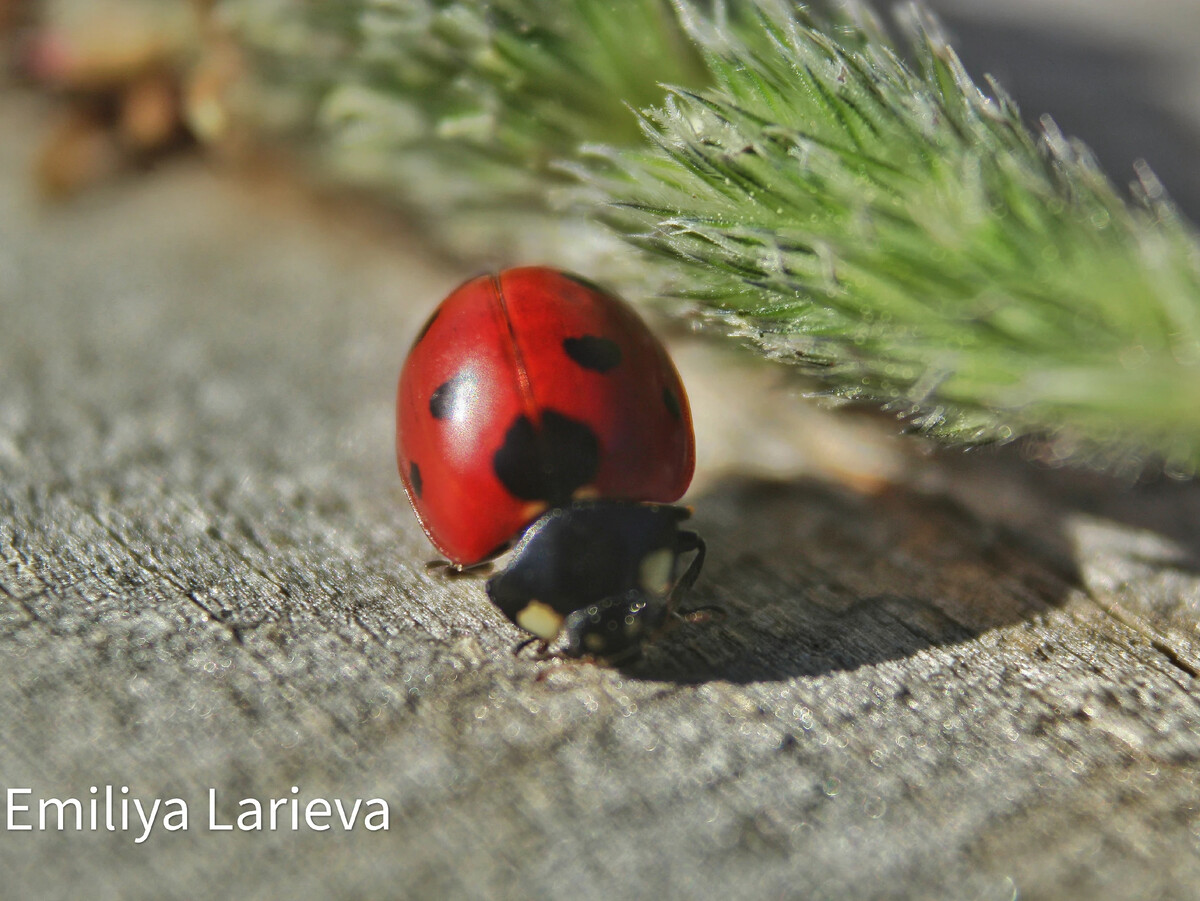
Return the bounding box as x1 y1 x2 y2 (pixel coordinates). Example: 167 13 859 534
396 266 704 663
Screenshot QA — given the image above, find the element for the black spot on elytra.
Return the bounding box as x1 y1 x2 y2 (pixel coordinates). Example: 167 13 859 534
561 272 611 297
663 386 682 420
493 411 599 503
409 461 423 498
413 308 439 346
430 371 475 420
563 335 622 373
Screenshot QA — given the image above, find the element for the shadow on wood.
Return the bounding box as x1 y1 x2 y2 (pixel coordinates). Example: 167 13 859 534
624 473 1078 684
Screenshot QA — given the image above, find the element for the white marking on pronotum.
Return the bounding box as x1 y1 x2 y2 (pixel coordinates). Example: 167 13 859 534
639 548 674 597
516 600 564 640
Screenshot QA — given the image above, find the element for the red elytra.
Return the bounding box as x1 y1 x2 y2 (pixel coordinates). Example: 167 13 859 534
396 267 695 566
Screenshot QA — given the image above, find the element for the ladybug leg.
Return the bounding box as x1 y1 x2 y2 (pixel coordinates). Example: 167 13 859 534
672 530 706 597
676 605 727 625
426 558 495 579
513 638 592 680
531 654 599 681
514 636 583 664
512 635 550 658
669 531 725 624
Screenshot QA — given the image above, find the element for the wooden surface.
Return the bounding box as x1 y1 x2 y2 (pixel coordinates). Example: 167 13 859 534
4 12 1200 896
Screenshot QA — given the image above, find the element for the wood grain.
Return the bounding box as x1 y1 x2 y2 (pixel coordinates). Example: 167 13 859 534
3 83 1200 900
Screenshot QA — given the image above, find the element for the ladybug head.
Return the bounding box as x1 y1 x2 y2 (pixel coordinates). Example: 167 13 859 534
485 499 705 664
561 589 670 664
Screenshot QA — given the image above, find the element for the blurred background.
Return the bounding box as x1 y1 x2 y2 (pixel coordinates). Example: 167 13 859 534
5 0 1200 486
5 1 1200 222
